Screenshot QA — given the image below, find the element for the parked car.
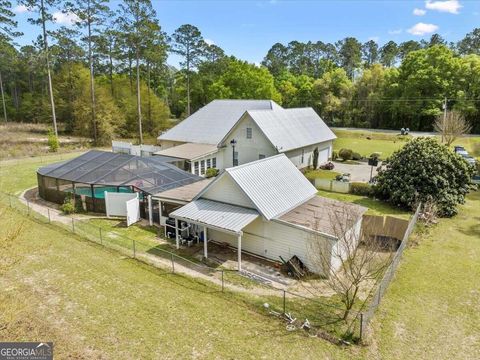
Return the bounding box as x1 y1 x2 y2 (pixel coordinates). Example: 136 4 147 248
454 145 466 153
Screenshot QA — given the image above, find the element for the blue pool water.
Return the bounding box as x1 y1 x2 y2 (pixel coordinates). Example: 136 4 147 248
66 186 133 199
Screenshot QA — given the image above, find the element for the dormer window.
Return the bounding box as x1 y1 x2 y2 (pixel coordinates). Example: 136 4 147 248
246 127 252 139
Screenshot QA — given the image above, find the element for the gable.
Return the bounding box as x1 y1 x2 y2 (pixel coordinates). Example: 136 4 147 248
200 173 256 209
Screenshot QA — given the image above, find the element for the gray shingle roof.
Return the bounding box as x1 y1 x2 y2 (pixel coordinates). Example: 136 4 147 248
246 108 336 152
158 99 281 145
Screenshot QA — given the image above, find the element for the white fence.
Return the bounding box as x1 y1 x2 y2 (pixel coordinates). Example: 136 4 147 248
112 141 161 157
314 178 351 193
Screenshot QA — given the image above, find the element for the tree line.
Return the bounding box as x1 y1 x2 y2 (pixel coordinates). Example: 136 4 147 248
1 1 480 147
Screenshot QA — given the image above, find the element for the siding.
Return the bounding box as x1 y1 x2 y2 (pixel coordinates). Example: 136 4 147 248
201 173 255 209
222 115 277 168
284 141 332 169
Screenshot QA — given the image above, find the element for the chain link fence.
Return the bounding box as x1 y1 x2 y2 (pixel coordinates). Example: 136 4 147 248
0 191 362 342
357 203 422 339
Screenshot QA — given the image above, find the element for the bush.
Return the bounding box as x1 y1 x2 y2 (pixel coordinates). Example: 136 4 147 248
320 162 335 170
352 152 362 161
350 182 373 196
339 148 353 161
331 151 338 161
47 129 59 152
374 137 475 217
370 152 381 160
61 197 75 214
205 168 219 178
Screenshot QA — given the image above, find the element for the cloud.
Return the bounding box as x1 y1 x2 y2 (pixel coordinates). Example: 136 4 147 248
388 29 403 35
413 8 427 15
204 38 215 46
407 22 439 35
368 36 380 42
53 11 80 25
425 0 462 14
13 4 30 13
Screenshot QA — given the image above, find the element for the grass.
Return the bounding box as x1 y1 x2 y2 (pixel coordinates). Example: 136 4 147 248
1 142 480 358
317 190 411 219
333 130 410 159
304 169 341 181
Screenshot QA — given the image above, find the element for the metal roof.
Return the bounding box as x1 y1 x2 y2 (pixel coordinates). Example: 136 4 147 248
170 199 259 234
37 150 203 195
154 143 219 160
158 99 281 145
223 154 318 220
245 108 336 152
152 178 213 202
278 196 367 237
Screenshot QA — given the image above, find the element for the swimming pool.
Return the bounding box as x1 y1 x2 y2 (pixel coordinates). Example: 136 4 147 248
65 186 134 199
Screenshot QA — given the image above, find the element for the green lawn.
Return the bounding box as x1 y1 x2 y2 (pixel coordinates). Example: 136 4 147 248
1 146 480 358
304 169 341 181
317 189 411 219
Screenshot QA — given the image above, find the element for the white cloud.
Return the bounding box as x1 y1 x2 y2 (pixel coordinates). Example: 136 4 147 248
388 29 403 35
413 8 427 15
368 36 380 42
14 4 30 13
425 0 462 14
204 38 215 46
407 22 439 35
53 11 80 25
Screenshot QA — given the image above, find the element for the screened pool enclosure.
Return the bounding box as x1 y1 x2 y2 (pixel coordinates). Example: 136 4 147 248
37 150 202 215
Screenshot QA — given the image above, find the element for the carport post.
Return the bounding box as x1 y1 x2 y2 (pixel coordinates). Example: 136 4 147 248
203 226 208 259
175 218 180 249
158 200 162 225
147 195 153 226
237 233 242 271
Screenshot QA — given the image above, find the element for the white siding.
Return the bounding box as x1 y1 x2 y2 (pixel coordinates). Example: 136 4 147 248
222 115 277 168
284 140 332 169
201 173 255 209
190 150 223 176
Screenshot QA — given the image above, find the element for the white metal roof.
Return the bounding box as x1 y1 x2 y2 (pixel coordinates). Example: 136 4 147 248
223 154 318 220
154 143 218 160
246 108 336 152
157 99 281 145
170 199 259 234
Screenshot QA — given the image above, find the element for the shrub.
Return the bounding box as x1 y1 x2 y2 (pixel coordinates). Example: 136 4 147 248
320 162 335 170
374 137 475 217
312 147 319 169
47 129 59 152
350 182 373 196
331 151 338 161
339 148 353 161
61 197 75 214
205 168 219 178
370 152 381 159
352 152 362 161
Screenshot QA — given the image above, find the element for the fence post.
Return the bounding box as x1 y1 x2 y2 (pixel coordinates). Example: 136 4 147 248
221 270 224 292
283 290 286 314
47 208 51 223
72 217 75 233
171 253 175 273
132 240 136 258
99 227 103 245
359 313 364 340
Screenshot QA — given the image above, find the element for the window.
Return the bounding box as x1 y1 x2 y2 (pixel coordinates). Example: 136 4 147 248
200 160 205 175
212 157 216 168
246 127 252 139
301 149 305 164
259 154 266 159
194 161 199 175
206 158 211 169
233 152 239 166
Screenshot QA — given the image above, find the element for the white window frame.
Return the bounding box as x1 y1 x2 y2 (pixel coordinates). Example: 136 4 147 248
200 160 205 175
233 151 239 167
212 157 216 168
206 158 211 169
194 161 199 175
246 127 252 139
301 149 305 164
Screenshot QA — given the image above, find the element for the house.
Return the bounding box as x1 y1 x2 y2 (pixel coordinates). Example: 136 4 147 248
169 154 366 275
156 100 336 176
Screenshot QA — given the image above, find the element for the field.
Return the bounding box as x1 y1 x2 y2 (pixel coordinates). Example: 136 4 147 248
0 134 479 358
333 129 480 160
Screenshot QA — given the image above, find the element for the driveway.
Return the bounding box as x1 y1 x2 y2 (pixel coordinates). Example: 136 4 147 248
333 161 380 182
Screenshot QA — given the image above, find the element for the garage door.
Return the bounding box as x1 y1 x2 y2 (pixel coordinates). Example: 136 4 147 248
317 147 329 166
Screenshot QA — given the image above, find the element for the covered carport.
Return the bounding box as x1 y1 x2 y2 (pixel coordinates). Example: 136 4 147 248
169 199 259 271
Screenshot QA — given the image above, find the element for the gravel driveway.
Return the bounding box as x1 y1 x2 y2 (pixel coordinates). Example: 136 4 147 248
333 161 380 182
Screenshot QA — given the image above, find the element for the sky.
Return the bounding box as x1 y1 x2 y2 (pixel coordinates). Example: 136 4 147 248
11 0 480 67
